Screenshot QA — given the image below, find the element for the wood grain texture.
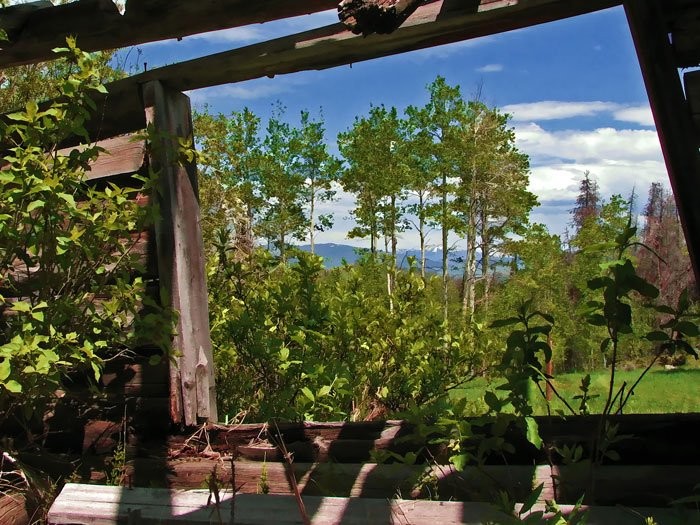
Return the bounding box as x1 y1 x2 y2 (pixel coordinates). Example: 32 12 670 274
75 0 620 143
47 483 699 525
142 80 217 426
0 0 338 68
57 134 147 182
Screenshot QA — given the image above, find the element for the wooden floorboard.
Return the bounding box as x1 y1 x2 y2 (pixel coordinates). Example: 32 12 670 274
47 483 700 524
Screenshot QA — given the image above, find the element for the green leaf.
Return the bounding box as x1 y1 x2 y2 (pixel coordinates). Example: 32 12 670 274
484 391 501 412
520 483 544 515
26 199 45 212
645 331 669 342
11 301 31 313
57 192 76 208
91 361 101 382
676 321 700 337
301 387 314 402
317 385 331 398
4 380 22 393
449 453 470 471
0 360 10 381
525 417 542 449
279 347 290 362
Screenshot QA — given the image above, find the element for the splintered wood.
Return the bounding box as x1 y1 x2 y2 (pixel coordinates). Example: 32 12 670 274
338 0 425 35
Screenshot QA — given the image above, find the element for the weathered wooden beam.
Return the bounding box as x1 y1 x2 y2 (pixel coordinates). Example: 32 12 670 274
56 133 147 182
0 0 51 41
624 0 700 286
142 80 217 426
46 483 698 525
0 0 339 69
338 0 426 36
129 0 621 93
86 0 619 139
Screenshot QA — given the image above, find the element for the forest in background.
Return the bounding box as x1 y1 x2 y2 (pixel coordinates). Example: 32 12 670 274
0 42 696 428
193 76 698 422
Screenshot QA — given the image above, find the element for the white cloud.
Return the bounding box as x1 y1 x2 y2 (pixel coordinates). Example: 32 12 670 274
189 26 266 45
187 77 307 105
476 64 503 73
613 105 655 127
503 101 656 128
514 123 663 164
503 101 620 121
514 122 667 236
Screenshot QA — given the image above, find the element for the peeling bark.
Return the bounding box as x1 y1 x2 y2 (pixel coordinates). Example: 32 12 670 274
338 0 425 36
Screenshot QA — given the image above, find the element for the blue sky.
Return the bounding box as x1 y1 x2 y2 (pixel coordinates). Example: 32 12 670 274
119 5 666 249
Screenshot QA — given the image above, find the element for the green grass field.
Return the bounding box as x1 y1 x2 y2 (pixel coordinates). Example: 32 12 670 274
455 365 700 415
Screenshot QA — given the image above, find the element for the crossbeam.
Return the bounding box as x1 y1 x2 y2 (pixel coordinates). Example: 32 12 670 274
0 0 338 68
82 0 620 141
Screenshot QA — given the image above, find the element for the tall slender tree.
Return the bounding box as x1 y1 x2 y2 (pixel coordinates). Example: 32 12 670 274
405 76 465 324
295 110 341 254
258 107 307 261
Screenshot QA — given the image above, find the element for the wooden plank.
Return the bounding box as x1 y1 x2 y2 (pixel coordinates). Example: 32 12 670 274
124 459 700 506
128 460 535 500
624 0 700 284
0 0 338 68
56 134 147 182
73 0 622 142
107 0 621 94
46 483 699 525
685 70 700 141
142 80 217 426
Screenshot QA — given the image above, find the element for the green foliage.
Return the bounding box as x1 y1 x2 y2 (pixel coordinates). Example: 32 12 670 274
0 39 167 427
209 249 483 422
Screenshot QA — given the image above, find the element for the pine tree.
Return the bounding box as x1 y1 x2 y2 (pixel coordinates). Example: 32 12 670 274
571 171 600 232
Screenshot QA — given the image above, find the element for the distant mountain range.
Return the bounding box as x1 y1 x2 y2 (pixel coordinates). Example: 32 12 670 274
296 243 510 276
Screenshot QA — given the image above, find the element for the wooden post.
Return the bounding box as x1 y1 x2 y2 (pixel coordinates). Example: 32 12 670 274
624 0 700 285
142 80 218 426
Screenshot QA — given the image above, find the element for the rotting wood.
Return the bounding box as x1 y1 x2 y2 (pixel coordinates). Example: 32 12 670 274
338 0 426 36
0 0 338 69
142 80 217 426
46 483 699 525
624 0 700 284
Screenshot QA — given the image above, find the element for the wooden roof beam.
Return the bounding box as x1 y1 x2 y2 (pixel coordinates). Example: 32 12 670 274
0 0 338 69
624 0 700 285
76 0 621 141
